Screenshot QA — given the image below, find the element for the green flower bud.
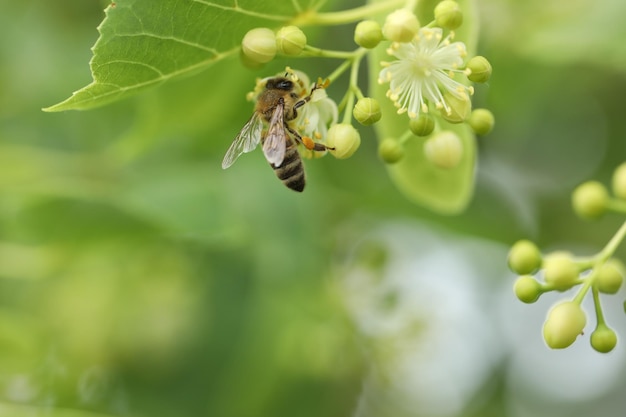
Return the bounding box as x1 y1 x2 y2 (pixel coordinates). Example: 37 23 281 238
354 20 383 49
572 181 609 220
508 239 542 275
596 259 624 294
354 98 382 126
424 131 463 169
514 275 542 304
409 114 435 136
276 26 307 56
468 108 495 135
543 251 579 291
440 92 471 123
327 124 361 159
241 28 277 64
466 56 492 83
590 324 618 353
612 162 626 200
378 138 404 164
383 9 420 43
543 301 587 349
434 0 463 30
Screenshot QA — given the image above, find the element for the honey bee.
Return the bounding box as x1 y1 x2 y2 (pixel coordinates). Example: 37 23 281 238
221 76 332 192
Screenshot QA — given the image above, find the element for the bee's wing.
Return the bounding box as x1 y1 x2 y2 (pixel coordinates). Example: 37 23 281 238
222 113 263 169
262 102 287 167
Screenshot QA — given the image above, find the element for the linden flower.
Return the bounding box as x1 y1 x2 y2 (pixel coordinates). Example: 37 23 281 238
290 71 338 141
378 27 473 119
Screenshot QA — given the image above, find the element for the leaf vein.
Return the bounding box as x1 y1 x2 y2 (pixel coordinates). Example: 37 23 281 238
114 32 219 54
190 0 292 21
96 60 166 78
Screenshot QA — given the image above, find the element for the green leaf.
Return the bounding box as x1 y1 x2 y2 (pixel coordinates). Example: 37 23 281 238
368 0 479 214
44 0 299 112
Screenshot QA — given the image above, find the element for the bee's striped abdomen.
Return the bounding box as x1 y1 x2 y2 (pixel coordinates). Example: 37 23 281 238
272 137 305 192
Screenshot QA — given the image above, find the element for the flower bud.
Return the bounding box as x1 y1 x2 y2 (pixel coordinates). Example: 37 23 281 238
543 301 587 349
612 162 626 200
354 20 383 49
508 239 542 275
590 324 618 353
241 28 277 64
424 131 463 169
276 26 307 56
409 114 435 136
543 251 579 291
514 275 542 304
572 181 609 220
596 259 624 294
354 98 382 126
466 56 492 83
327 124 361 159
383 9 420 43
434 0 463 30
440 92 471 123
468 108 495 135
378 138 404 164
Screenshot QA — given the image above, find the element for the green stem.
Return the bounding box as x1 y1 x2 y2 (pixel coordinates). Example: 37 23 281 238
326 59 353 85
597 220 626 262
592 285 607 326
573 220 626 304
607 198 626 214
398 129 414 145
301 45 359 59
292 0 406 26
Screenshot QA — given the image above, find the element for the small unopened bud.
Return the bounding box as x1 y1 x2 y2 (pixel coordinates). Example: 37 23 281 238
424 131 463 169
354 98 382 126
409 114 435 136
543 301 587 349
354 20 383 49
514 275 542 304
434 0 463 30
241 28 276 64
468 108 494 135
383 9 420 43
596 259 624 294
508 239 542 275
440 92 471 123
572 181 609 220
378 138 404 164
276 26 307 56
612 162 626 200
590 324 618 353
327 124 361 159
466 56 492 83
543 251 579 291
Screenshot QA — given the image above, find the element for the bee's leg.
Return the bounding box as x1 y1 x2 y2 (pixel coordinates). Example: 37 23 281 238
291 79 329 119
286 124 335 151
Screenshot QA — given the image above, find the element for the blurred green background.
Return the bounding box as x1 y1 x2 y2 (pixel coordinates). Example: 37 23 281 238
2 0 626 416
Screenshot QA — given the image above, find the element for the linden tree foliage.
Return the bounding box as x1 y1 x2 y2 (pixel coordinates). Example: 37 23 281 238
44 0 304 111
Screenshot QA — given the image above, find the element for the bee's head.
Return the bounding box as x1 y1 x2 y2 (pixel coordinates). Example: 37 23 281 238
266 77 293 91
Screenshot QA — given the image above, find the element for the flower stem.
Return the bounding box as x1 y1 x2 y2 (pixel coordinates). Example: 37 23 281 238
292 0 405 26
301 45 358 59
573 220 626 304
592 285 607 326
598 220 626 262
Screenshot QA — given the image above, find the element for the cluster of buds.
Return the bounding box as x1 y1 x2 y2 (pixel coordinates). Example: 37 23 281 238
376 2 494 168
241 26 308 67
508 162 626 353
237 1 494 166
